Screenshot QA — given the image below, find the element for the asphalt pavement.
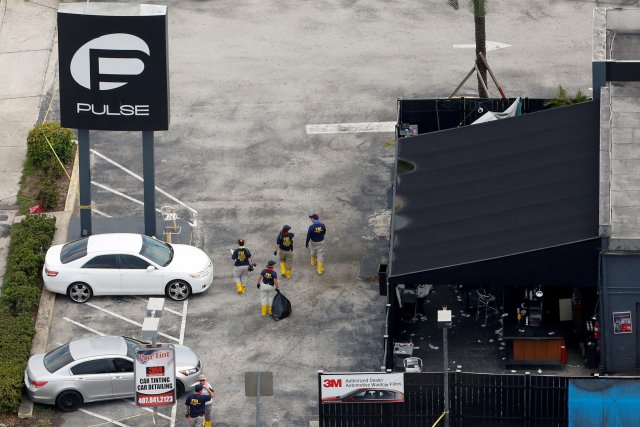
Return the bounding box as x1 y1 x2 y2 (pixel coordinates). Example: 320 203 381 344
0 0 633 426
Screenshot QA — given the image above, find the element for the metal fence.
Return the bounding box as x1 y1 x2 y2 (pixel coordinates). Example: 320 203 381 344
319 372 570 427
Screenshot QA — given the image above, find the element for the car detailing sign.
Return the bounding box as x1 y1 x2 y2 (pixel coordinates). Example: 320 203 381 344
57 3 169 131
320 373 404 403
134 344 176 407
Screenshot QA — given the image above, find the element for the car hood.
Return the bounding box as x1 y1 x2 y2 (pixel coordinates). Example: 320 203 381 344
26 353 53 380
174 344 199 369
45 244 64 267
168 245 211 272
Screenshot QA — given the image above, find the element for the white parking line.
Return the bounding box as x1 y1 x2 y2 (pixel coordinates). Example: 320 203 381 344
80 408 131 427
90 148 198 226
62 317 105 336
305 121 396 134
133 296 183 316
86 302 180 342
178 300 188 344
124 400 172 421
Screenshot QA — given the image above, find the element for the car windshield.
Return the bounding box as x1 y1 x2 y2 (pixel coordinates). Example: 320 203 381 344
124 337 147 359
60 238 88 264
139 235 173 267
43 343 75 373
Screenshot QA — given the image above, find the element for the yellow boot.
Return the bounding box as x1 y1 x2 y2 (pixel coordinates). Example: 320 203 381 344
285 269 292 279
268 305 272 315
317 262 324 275
236 283 243 294
261 305 267 316
311 256 317 266
204 421 211 427
240 283 247 294
280 262 287 276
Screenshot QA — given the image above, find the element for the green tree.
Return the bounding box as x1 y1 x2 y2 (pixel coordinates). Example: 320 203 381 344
448 0 489 98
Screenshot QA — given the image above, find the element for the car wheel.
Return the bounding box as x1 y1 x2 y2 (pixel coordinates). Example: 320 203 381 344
67 283 92 303
165 280 191 301
176 380 185 397
55 390 83 412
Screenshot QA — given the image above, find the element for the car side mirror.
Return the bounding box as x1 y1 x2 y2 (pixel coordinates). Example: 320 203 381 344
146 266 155 272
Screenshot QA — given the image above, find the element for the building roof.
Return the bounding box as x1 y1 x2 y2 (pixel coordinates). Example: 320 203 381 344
389 101 601 286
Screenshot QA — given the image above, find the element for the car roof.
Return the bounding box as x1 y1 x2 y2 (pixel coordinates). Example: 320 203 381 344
87 233 143 254
68 336 128 359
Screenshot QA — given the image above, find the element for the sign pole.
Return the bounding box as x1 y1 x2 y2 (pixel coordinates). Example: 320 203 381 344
142 131 156 237
77 129 92 236
256 373 261 427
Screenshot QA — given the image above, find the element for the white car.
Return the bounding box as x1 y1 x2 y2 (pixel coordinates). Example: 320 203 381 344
43 233 213 303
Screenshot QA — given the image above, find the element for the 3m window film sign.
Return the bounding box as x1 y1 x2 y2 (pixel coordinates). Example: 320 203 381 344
57 3 169 131
613 311 632 334
134 345 176 407
321 373 404 403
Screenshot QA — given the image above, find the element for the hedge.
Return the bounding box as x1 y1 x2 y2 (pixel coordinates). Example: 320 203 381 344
26 122 74 169
0 214 56 414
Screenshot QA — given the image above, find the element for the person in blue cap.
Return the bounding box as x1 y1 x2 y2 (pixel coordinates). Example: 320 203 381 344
306 213 327 275
274 225 294 279
256 260 279 316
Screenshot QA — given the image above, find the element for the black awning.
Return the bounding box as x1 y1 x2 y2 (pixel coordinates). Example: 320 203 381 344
389 101 600 286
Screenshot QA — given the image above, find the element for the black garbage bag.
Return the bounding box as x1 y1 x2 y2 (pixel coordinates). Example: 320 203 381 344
271 290 291 321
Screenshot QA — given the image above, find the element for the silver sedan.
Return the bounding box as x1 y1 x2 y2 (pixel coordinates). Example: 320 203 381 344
25 336 201 412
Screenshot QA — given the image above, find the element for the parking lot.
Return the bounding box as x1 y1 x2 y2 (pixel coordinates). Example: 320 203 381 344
40 0 604 425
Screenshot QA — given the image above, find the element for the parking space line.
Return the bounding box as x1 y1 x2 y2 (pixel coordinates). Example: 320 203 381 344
305 121 396 134
80 408 131 427
90 148 198 226
178 300 188 344
86 302 180 342
133 296 183 316
123 400 172 421
63 317 105 336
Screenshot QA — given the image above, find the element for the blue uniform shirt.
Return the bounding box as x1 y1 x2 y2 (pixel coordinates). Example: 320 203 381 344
306 221 326 245
260 267 277 285
232 247 252 266
277 232 295 251
185 393 211 417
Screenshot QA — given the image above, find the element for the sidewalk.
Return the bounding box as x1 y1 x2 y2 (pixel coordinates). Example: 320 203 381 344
0 0 58 282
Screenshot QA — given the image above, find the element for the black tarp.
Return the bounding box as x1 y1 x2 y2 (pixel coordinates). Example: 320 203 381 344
389 101 601 286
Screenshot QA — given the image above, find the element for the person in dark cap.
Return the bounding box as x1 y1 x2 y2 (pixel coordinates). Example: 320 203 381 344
274 225 295 279
185 383 211 427
306 213 327 275
256 260 279 316
231 238 255 295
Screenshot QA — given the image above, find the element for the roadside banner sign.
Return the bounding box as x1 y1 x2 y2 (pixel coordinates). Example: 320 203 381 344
320 373 404 403
134 344 176 407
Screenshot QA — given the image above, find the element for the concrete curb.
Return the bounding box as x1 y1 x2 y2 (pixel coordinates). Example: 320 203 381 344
18 157 78 419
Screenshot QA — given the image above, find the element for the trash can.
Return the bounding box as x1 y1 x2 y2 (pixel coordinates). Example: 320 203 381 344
585 341 599 369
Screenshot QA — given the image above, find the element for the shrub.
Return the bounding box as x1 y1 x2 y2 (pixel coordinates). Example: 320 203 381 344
7 245 45 283
37 182 59 210
26 122 74 169
2 271 30 289
2 285 41 316
41 157 65 180
0 314 36 414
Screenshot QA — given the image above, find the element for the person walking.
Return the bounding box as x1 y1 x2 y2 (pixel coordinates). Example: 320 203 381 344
197 374 216 427
257 260 279 316
232 239 254 295
274 225 294 279
184 384 211 427
306 213 327 275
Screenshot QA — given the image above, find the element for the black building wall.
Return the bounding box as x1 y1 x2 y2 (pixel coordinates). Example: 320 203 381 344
601 252 640 373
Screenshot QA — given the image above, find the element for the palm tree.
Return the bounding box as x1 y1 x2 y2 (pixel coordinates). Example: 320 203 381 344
448 0 489 98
